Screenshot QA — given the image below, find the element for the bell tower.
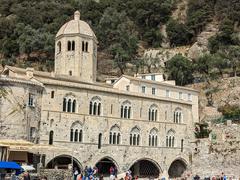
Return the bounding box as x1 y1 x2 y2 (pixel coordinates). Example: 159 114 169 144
54 11 97 83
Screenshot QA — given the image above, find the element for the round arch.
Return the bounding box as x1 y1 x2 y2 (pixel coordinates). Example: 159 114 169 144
128 158 162 178
168 158 188 178
46 155 83 172
95 156 119 177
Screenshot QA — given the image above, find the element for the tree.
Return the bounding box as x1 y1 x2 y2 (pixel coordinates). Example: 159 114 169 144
166 54 194 86
211 52 229 77
166 19 193 47
223 46 240 77
194 54 216 84
98 8 138 74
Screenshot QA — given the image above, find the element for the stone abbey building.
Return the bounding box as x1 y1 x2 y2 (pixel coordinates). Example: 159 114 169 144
0 11 199 178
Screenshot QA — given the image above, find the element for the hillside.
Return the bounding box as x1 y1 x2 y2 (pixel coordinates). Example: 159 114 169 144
0 0 239 77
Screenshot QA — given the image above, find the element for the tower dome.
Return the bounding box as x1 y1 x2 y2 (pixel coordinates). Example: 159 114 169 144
54 11 98 83
56 11 96 38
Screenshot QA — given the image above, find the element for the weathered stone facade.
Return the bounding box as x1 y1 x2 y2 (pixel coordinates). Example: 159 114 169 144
0 11 199 178
191 123 240 178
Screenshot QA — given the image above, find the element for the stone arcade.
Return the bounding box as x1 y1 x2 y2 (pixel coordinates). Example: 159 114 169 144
0 11 199 178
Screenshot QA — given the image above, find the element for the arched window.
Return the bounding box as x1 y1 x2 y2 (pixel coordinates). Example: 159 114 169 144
57 41 61 53
181 139 184 152
69 71 72 76
98 133 102 149
174 108 183 123
130 127 140 146
149 128 158 147
63 96 77 113
79 130 83 142
72 100 76 113
72 41 75 51
67 41 71 51
121 100 131 119
85 42 88 52
166 129 175 148
148 104 158 121
63 98 67 112
109 125 121 145
49 131 54 145
89 96 102 116
70 122 83 143
70 129 74 141
67 99 72 112
82 41 85 52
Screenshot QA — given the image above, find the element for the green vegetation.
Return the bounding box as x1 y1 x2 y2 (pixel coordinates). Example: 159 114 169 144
165 54 194 86
194 123 212 139
0 0 239 76
218 105 240 120
0 0 175 72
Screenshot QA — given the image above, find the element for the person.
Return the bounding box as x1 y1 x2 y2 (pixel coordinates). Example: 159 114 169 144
73 167 79 180
23 172 30 180
77 173 83 180
114 166 118 177
87 166 93 180
93 166 98 179
194 175 200 180
83 166 88 180
124 173 130 180
110 166 114 175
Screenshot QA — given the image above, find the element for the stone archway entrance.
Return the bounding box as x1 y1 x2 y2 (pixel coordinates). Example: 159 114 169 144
168 159 187 178
95 157 117 177
129 159 160 178
46 155 82 173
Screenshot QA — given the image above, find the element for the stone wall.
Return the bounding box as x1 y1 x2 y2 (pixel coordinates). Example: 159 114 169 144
191 122 240 178
39 169 72 180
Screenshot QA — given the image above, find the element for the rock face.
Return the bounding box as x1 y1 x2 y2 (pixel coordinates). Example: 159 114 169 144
188 21 219 60
191 123 240 178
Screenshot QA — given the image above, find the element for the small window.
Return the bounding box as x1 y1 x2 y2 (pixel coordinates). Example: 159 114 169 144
49 131 54 145
67 41 71 51
28 93 35 107
72 41 75 51
51 91 54 99
85 42 88 52
152 88 156 95
126 85 130 91
179 92 183 100
82 41 85 52
142 86 146 93
188 93 192 101
69 71 72 76
57 41 61 53
98 133 102 149
166 90 170 97
151 75 155 81
142 75 145 79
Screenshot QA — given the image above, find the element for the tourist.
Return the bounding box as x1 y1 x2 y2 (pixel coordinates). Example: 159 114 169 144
124 173 130 180
77 173 83 180
83 166 88 180
193 175 200 180
88 166 93 179
73 167 79 180
23 172 30 180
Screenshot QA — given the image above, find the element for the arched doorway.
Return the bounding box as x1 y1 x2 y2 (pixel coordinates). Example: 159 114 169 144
168 159 187 178
46 155 82 173
95 157 117 177
129 159 160 178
